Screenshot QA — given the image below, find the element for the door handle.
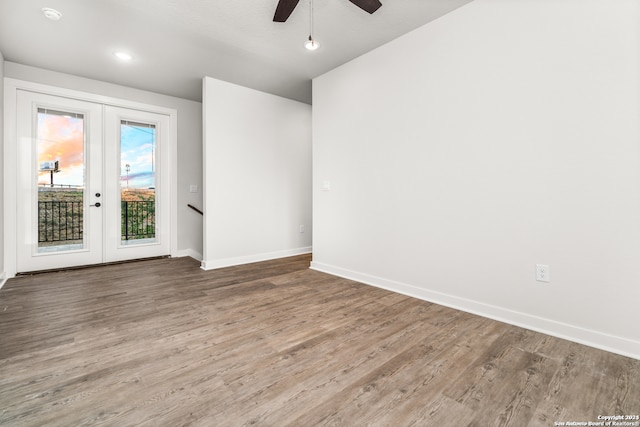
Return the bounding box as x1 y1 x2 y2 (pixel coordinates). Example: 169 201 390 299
90 202 101 207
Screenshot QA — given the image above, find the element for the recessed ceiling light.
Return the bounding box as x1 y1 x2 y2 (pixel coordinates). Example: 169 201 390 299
113 51 133 61
42 7 62 21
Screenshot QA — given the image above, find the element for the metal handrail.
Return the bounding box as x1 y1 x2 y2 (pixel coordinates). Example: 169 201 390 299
187 204 203 215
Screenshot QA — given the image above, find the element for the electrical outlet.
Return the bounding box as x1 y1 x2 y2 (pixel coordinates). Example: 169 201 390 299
189 184 198 193
536 264 550 283
299 225 305 233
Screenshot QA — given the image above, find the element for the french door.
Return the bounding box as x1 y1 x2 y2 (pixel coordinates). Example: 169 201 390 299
15 90 170 272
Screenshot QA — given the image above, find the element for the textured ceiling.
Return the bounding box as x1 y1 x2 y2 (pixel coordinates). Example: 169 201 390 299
0 0 473 104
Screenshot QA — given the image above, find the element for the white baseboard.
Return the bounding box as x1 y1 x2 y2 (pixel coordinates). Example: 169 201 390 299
0 272 7 290
201 247 312 271
310 261 640 361
174 248 203 261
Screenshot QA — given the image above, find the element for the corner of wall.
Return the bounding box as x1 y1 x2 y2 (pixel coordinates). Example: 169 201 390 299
201 77 209 264
0 50 6 281
175 248 203 261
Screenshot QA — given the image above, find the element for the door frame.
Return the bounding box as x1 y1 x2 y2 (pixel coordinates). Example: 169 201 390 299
3 78 178 278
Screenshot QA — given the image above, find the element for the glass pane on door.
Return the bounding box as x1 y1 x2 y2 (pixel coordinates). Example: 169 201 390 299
120 120 157 245
36 108 85 253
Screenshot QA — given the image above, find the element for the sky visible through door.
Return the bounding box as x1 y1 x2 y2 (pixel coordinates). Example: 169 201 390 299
120 120 157 244
120 121 156 190
37 109 85 251
37 110 84 187
36 115 156 189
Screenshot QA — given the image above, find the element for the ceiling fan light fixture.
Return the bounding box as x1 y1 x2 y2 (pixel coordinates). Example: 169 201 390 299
304 0 319 51
305 36 319 51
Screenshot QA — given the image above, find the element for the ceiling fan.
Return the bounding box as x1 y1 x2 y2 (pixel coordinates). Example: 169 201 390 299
273 0 382 22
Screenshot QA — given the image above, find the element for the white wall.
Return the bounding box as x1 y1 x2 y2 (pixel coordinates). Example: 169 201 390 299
3 62 203 260
202 77 312 269
312 0 640 359
0 52 5 286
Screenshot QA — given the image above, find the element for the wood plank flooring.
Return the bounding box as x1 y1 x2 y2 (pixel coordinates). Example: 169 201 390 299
1 255 639 426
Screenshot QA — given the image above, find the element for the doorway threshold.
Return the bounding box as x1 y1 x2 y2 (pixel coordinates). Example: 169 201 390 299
15 255 171 276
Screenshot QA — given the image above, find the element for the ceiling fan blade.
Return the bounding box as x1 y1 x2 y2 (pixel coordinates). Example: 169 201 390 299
273 0 301 22
348 0 382 14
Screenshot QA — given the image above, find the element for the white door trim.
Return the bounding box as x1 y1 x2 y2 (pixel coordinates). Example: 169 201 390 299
3 78 178 278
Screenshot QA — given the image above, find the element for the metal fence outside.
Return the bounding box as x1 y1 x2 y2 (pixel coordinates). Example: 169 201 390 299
38 201 83 243
121 200 156 240
37 201 156 243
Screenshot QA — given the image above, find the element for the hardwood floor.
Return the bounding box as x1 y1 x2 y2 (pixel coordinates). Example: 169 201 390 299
1 255 638 426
